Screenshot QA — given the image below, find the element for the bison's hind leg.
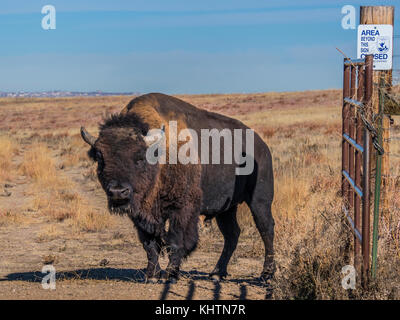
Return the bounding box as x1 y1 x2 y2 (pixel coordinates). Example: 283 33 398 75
210 205 240 281
247 197 275 282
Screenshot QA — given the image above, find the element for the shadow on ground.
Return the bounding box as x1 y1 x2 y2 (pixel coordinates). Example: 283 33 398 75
1 268 147 283
1 268 270 300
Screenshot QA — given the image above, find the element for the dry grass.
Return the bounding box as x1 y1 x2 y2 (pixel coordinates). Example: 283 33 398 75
0 135 19 183
19 142 113 231
0 210 25 227
1 88 400 299
20 142 58 184
231 90 400 299
36 225 63 242
59 133 91 169
193 88 400 299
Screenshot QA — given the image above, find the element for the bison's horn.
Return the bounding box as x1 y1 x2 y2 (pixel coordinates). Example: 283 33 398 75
80 126 97 147
143 125 165 147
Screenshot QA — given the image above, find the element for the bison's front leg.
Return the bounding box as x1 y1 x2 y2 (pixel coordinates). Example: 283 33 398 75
137 228 162 283
164 213 199 283
164 227 185 283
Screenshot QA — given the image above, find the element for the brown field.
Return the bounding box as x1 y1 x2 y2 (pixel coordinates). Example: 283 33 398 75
1 88 400 300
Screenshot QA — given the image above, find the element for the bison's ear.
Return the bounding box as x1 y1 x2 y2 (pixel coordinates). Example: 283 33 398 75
80 126 97 147
143 124 165 147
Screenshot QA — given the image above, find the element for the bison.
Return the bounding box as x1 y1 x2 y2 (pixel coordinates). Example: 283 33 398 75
80 93 274 283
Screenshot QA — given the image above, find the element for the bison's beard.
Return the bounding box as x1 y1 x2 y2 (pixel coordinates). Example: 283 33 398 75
108 198 133 215
107 196 146 218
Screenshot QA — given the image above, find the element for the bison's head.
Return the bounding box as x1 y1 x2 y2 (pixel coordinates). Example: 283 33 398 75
80 113 164 216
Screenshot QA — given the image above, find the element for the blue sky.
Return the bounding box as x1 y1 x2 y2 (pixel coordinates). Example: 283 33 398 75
0 0 398 94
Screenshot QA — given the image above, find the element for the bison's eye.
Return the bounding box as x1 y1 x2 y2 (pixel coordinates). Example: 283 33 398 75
133 150 146 165
88 147 98 162
134 159 145 167
95 151 104 168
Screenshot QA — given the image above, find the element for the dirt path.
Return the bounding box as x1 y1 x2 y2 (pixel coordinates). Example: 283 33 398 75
0 213 269 300
0 147 269 300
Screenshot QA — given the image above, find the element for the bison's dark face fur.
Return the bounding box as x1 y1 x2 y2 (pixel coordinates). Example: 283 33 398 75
84 114 160 216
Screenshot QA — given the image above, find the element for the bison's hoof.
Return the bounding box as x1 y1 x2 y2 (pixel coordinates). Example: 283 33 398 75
209 272 227 282
160 274 178 284
210 274 222 282
166 277 178 284
260 272 274 283
162 268 180 283
144 277 159 284
144 271 162 284
164 272 179 284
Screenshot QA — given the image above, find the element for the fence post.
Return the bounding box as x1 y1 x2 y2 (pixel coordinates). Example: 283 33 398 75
354 65 364 272
349 66 356 209
360 5 394 212
342 60 351 199
361 54 373 286
371 75 385 278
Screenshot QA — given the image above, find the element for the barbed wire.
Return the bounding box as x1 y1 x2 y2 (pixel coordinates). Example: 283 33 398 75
344 50 400 156
358 105 385 155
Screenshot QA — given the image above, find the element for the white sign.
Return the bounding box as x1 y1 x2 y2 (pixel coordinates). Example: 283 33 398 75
357 24 393 70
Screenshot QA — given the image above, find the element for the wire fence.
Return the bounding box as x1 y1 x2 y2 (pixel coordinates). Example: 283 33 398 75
393 34 400 85
342 55 373 285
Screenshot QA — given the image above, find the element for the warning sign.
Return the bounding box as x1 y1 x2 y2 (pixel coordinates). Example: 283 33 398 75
357 24 393 70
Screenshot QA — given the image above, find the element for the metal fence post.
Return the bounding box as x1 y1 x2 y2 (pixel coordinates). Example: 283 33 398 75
361 54 373 285
342 60 351 199
354 65 364 272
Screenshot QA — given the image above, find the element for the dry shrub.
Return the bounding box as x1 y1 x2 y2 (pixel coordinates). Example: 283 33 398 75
19 142 58 185
272 201 353 299
0 135 18 182
235 110 400 298
33 191 77 222
72 206 114 232
36 225 62 242
0 210 24 226
269 155 400 299
271 196 400 299
34 189 113 232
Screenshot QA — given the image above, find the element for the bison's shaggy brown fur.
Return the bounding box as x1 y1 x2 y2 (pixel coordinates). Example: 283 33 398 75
81 93 274 282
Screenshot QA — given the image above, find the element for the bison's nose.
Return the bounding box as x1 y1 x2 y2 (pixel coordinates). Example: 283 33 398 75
107 183 132 200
